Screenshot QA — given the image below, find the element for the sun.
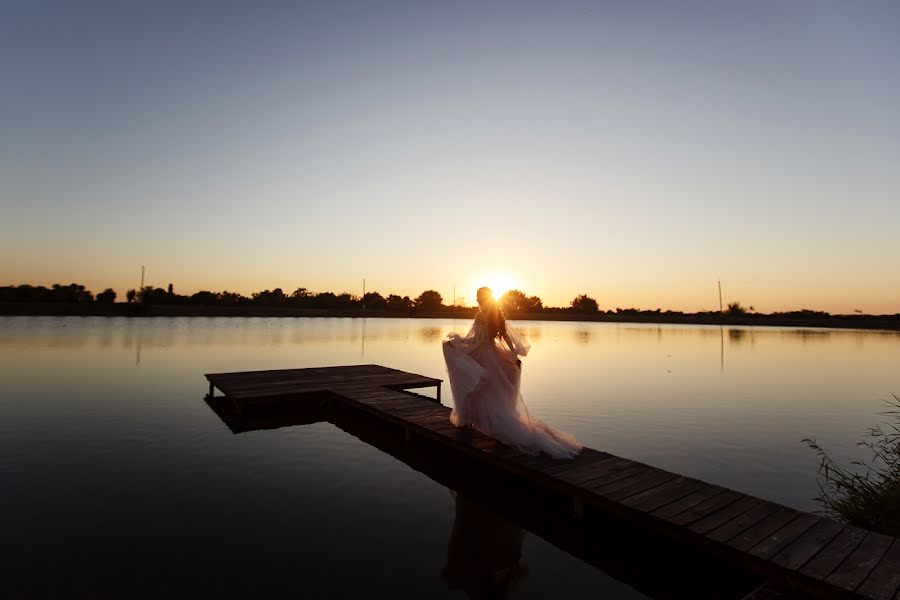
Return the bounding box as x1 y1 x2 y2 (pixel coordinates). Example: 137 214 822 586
477 273 518 300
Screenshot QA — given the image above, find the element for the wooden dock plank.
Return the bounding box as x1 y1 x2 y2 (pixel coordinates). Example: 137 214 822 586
825 532 894 592
772 519 845 571
749 513 821 560
650 485 728 520
856 539 900 600
689 496 766 536
577 463 650 491
665 490 745 526
801 525 869 580
729 508 801 553
596 469 681 502
544 449 619 475
554 456 635 486
703 500 779 542
203 364 900 600
620 476 708 513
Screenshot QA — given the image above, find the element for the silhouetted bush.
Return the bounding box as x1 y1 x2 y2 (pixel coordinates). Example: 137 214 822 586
252 288 287 306
96 288 117 303
140 286 173 305
362 292 387 310
189 291 220 306
414 290 444 311
386 294 412 311
726 301 746 316
500 289 543 313
571 294 599 313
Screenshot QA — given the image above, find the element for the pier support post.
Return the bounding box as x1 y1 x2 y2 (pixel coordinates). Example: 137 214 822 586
208 382 215 398
436 382 441 404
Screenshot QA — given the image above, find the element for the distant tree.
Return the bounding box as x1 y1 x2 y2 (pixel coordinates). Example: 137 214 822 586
333 292 359 309
778 309 830 318
218 291 246 305
386 294 412 311
726 301 746 316
140 286 171 305
362 291 387 310
500 289 543 313
51 283 93 302
414 290 444 311
571 294 599 313
252 288 286 306
190 291 219 306
96 288 117 303
311 292 337 308
126 289 137 303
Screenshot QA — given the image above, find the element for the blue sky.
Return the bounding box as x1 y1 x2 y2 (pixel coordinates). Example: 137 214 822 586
2 1 898 312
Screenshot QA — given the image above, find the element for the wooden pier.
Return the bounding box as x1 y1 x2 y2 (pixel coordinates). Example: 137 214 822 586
205 364 900 600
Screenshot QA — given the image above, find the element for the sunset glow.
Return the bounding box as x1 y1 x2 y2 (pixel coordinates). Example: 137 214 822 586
473 273 520 303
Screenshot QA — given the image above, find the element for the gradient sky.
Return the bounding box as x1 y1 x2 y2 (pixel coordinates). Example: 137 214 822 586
2 1 899 312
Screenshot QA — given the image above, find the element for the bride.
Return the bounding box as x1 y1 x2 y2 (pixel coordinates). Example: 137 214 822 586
442 287 582 459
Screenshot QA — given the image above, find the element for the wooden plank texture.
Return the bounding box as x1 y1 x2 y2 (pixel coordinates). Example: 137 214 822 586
772 519 845 571
855 539 900 600
826 532 893 592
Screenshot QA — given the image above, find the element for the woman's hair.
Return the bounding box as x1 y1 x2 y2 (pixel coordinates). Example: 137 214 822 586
477 287 506 339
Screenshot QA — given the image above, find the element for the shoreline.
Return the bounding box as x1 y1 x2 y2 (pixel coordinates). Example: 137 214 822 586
1 302 898 332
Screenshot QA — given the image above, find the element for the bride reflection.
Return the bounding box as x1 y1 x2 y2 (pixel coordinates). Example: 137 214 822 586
441 490 529 599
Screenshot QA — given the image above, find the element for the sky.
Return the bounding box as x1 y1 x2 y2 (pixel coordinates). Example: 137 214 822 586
1 1 899 313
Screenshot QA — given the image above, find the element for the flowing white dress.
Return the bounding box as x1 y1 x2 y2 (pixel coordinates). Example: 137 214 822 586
442 313 582 459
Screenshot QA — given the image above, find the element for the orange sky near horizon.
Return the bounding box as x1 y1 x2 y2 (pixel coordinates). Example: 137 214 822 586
3 259 898 315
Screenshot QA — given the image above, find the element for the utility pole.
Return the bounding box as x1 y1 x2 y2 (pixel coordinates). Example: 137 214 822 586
362 278 366 311
139 266 145 304
453 283 456 309
718 279 723 313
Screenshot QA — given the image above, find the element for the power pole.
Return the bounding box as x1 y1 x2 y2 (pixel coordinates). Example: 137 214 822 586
362 278 366 311
718 279 723 313
139 266 145 304
453 283 456 309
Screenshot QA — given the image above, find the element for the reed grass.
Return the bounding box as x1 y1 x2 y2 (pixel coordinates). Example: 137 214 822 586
804 395 900 536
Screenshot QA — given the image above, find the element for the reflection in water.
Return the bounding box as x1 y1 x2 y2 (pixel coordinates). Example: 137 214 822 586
420 326 443 343
728 328 746 344
788 328 833 344
442 491 528 599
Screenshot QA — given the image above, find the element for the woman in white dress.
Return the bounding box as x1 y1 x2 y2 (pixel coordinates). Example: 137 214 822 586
442 287 582 459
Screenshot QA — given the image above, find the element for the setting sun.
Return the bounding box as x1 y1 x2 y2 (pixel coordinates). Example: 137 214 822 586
474 273 519 301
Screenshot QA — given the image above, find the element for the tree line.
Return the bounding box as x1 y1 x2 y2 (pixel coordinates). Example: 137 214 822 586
3 282 857 318
1 283 610 313
0 283 116 304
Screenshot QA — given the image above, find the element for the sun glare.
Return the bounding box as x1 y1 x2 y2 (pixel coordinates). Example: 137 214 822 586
477 274 517 300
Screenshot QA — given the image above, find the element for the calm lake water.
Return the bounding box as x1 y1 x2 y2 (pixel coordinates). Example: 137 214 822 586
2 316 899 598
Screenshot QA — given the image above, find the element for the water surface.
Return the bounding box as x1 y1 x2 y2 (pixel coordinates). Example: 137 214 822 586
2 317 898 597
